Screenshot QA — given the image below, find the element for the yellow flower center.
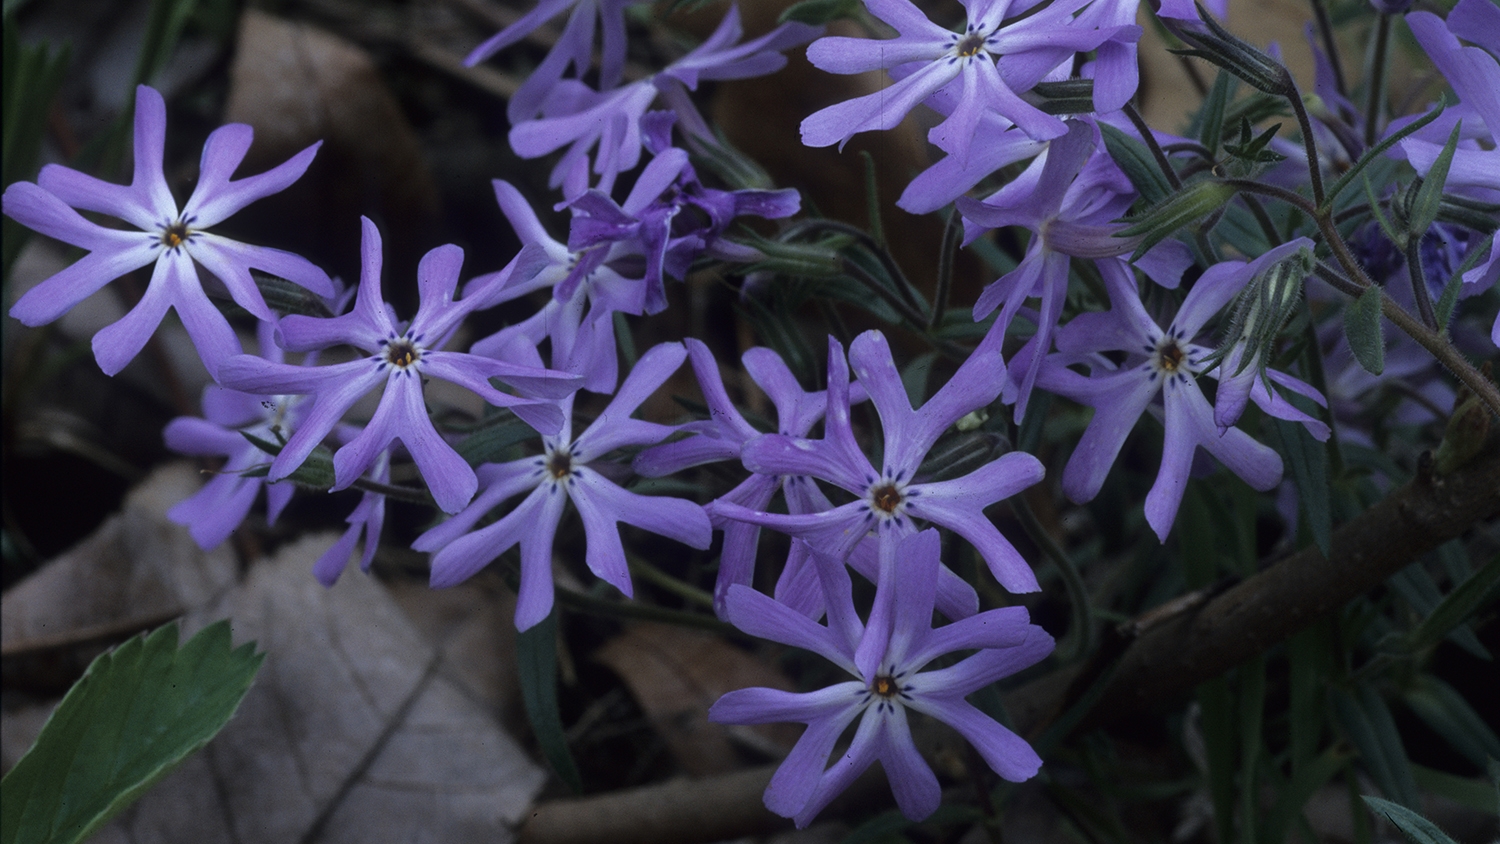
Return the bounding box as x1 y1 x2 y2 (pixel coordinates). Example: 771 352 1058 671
385 339 421 369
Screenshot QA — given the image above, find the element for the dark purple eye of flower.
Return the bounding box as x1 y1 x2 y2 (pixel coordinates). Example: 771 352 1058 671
955 32 986 58
870 483 903 514
1156 342 1186 372
547 450 573 479
160 220 191 249
871 675 899 698
384 339 421 369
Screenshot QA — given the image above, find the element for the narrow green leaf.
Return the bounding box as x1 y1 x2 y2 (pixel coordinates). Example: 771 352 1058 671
1262 746 1348 844
1198 69 1233 155
1403 555 1499 657
1411 764 1500 815
778 0 861 24
240 432 336 489
1275 417 1332 557
1403 675 1500 771
1118 179 1238 258
1334 683 1421 810
1287 622 1331 772
1 622 262 844
1435 232 1492 330
1100 122 1172 206
613 309 637 372
1343 286 1385 375
131 0 200 88
1239 656 1267 844
456 416 538 465
859 150 884 249
1360 796 1461 844
1324 100 1447 209
1364 174 1403 247
1404 123 1462 238
516 610 582 793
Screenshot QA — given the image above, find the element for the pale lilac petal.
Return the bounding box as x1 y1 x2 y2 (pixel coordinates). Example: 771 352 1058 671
9 242 158 327
908 695 1041 781
570 467 711 549
741 434 870 495
723 584 852 669
4 180 149 252
800 58 959 149
904 606 1033 670
1040 363 1159 503
34 165 155 231
515 487 569 630
129 85 178 221
709 683 861 725
793 712 883 828
805 35 938 74
193 235 334 301
91 256 177 376
877 708 941 822
906 453 1045 593
763 700 864 819
169 256 245 377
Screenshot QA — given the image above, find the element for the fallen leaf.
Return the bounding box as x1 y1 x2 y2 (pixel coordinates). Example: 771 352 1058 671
595 622 798 776
94 534 546 843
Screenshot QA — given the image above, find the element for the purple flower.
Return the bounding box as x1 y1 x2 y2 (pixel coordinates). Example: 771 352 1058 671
217 218 581 514
467 179 647 393
799 0 1138 157
1032 240 1327 541
313 449 390 586
631 339 932 621
465 0 645 124
708 330 1044 625
413 342 713 630
709 529 1053 827
957 120 1194 421
3 86 332 377
164 327 307 549
509 8 818 194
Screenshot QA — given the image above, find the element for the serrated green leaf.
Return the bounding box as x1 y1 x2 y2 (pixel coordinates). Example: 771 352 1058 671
1360 796 1461 844
517 610 582 794
1403 675 1500 771
1405 123 1462 238
1334 683 1421 810
1275 418 1332 556
1100 122 1172 206
1344 286 1385 375
1403 555 1499 657
2 621 262 844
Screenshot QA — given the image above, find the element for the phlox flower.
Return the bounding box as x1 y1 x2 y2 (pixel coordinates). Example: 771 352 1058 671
799 0 1138 158
218 218 581 514
3 85 332 377
508 7 818 194
956 119 1193 421
709 330 1043 672
313 449 390 587
414 342 713 630
709 529 1053 827
1032 240 1328 541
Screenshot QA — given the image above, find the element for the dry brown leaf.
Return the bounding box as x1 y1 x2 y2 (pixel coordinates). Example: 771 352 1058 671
595 622 799 776
1 463 237 661
94 534 546 844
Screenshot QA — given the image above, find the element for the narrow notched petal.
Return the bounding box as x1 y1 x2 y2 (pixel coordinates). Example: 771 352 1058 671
163 416 247 456
878 709 942 823
129 85 178 222
194 235 334 301
709 684 862 726
169 257 247 377
169 473 261 550
793 712 884 828
415 243 466 313
185 137 322 229
389 375 479 513
429 485 547 590
800 58 959 149
4 181 148 253
762 705 863 818
804 35 937 74
741 434 870 496
413 460 542 553
260 365 380 482
90 256 178 376
8 239 158 327
910 695 1042 781
903 606 1033 670
723 584 853 670
313 524 363 587
34 165 154 231
514 489 568 630
568 471 634 597
1042 365 1160 504
571 468 711 549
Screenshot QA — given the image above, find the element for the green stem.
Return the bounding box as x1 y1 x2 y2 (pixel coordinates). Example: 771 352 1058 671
1124 102 1183 191
1308 0 1348 98
1287 79 1327 207
931 208 963 330
1403 239 1438 331
627 552 716 608
1365 14 1392 149
554 584 739 636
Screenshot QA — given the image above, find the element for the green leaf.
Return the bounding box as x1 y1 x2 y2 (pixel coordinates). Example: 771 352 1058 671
1170 2 1293 95
1196 69 1233 155
1118 179 1238 258
1343 286 1385 375
1334 683 1421 810
1411 764 1500 815
240 431 336 489
1239 656 1267 844
2 25 70 278
1031 79 1096 115
1198 677 1238 844
778 0 862 25
1403 555 1499 657
1360 796 1461 844
132 0 199 91
1435 232 1492 330
516 610 582 793
1 622 262 844
456 416 538 465
1403 675 1500 771
1287 623 1332 771
1324 100 1447 210
1100 122 1172 206
1275 418 1332 556
1403 123 1462 239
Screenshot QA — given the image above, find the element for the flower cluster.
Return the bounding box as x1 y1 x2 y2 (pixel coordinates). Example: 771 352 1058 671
7 0 1497 832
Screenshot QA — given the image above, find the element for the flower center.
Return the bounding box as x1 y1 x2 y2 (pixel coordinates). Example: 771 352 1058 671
546 450 573 480
1156 341 1185 372
870 482 903 514
160 220 191 249
871 674 899 698
955 31 987 58
384 339 421 369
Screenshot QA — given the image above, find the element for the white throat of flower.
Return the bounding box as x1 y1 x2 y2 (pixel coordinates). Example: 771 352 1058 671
1147 329 1203 386
157 216 198 253
863 469 915 529
377 331 426 376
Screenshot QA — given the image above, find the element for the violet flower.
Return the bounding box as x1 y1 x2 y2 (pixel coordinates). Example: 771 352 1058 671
799 0 1138 157
509 7 818 194
313 449 390 586
414 342 713 630
164 326 307 549
709 529 1053 827
218 218 581 514
465 0 645 125
3 85 332 377
956 119 1193 421
1032 241 1328 541
708 330 1043 672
